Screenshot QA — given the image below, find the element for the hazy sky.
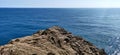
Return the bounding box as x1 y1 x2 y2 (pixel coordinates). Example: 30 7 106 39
0 0 120 8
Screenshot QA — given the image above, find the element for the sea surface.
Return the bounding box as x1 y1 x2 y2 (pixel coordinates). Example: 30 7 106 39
0 8 120 55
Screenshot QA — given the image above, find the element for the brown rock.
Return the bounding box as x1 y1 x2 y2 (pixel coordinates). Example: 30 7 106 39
0 26 107 55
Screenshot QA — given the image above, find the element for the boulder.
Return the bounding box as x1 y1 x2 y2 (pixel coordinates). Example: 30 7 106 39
0 26 107 55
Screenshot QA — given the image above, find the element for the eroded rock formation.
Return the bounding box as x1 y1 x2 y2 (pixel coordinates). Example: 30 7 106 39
0 26 107 55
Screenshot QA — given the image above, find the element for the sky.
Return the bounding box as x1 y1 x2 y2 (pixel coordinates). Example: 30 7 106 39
0 0 120 8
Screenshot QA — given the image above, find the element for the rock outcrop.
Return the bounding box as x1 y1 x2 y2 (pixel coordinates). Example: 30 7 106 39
0 26 107 55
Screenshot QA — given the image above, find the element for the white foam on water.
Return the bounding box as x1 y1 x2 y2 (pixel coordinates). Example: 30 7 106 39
117 52 120 55
107 36 120 55
111 49 120 55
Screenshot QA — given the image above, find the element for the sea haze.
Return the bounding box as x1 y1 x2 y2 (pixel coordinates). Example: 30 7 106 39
0 8 120 55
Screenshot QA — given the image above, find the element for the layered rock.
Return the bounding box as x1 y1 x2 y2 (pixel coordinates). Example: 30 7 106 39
0 26 107 55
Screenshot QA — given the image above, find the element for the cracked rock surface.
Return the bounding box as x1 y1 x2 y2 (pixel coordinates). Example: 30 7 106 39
0 26 107 55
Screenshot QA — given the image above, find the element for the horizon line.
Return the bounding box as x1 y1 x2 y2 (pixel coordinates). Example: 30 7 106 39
1 7 120 8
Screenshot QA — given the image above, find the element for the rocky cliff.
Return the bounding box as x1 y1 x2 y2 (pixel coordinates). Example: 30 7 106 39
0 26 107 55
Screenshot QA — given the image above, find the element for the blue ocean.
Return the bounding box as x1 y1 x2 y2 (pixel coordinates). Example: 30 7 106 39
0 8 120 55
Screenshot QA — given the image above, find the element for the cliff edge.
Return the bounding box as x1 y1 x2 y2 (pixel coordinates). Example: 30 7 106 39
0 26 107 55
